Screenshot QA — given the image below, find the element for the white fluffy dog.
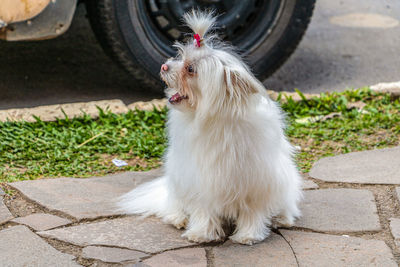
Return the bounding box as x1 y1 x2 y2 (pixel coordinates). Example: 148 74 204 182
119 11 302 245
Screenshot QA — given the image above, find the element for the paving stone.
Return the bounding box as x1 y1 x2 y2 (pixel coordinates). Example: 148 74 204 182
38 216 193 254
10 169 162 220
142 248 206 267
0 99 129 122
302 179 319 189
0 225 81 266
295 189 381 232
0 196 13 225
389 218 400 248
213 233 297 267
82 246 148 263
281 230 397 267
310 146 400 184
11 213 72 231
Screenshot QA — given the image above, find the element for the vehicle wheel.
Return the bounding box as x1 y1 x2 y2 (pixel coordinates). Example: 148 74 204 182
85 0 315 90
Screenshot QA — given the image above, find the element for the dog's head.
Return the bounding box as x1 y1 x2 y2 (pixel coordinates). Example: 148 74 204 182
160 10 263 116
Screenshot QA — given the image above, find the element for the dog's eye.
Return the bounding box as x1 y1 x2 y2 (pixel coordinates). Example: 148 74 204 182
187 65 194 73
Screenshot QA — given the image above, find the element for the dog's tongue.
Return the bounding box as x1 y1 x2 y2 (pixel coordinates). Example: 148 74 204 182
169 93 184 105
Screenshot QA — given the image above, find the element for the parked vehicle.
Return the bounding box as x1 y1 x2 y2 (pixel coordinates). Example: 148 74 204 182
0 0 315 90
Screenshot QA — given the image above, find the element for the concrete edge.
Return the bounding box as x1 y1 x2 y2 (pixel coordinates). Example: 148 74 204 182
370 81 400 97
0 99 129 123
0 84 398 123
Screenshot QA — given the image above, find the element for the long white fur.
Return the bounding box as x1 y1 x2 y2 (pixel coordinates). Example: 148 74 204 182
118 10 302 245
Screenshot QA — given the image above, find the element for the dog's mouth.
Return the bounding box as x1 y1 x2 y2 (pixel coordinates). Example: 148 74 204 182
169 92 188 105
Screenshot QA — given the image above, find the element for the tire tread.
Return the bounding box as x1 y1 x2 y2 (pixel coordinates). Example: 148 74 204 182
85 0 161 89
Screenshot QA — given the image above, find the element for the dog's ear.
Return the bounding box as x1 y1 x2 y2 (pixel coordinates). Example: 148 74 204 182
224 67 259 98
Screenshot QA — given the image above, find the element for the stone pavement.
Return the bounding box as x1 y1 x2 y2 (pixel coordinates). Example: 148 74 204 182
1 147 400 266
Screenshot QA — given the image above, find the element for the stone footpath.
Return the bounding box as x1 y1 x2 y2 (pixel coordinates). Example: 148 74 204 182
1 147 400 266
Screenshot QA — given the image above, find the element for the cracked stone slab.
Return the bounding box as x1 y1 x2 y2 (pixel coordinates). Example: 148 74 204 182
38 216 193 254
82 246 148 263
0 196 13 225
213 233 297 266
310 146 400 184
302 179 319 189
11 213 72 231
396 187 400 205
281 230 397 266
142 248 206 267
0 225 81 266
389 218 400 248
10 169 162 220
295 189 381 232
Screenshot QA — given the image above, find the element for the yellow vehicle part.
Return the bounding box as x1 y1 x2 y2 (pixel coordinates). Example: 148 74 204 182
0 0 77 41
0 0 50 23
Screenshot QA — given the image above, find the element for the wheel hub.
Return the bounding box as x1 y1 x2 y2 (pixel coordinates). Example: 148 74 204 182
138 0 283 55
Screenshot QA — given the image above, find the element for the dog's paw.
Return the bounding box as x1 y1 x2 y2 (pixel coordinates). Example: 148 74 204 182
229 228 270 245
163 213 188 230
173 218 188 230
229 233 267 245
182 232 211 243
274 215 295 228
182 230 224 243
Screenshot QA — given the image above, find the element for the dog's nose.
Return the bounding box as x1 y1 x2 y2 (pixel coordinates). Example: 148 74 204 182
161 64 169 72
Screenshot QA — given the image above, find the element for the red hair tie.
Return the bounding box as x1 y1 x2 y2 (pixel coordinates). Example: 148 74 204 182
193 33 202 47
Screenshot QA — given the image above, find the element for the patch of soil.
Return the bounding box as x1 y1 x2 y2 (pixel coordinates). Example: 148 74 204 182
2 187 46 218
99 153 161 170
42 237 103 267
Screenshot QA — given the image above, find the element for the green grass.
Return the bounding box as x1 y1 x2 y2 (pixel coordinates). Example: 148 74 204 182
0 87 399 183
283 88 400 171
0 109 167 182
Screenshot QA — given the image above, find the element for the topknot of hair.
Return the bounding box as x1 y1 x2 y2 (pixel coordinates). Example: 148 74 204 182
183 10 216 39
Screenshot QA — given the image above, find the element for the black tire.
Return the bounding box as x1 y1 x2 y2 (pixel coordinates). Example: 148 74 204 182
85 0 315 90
